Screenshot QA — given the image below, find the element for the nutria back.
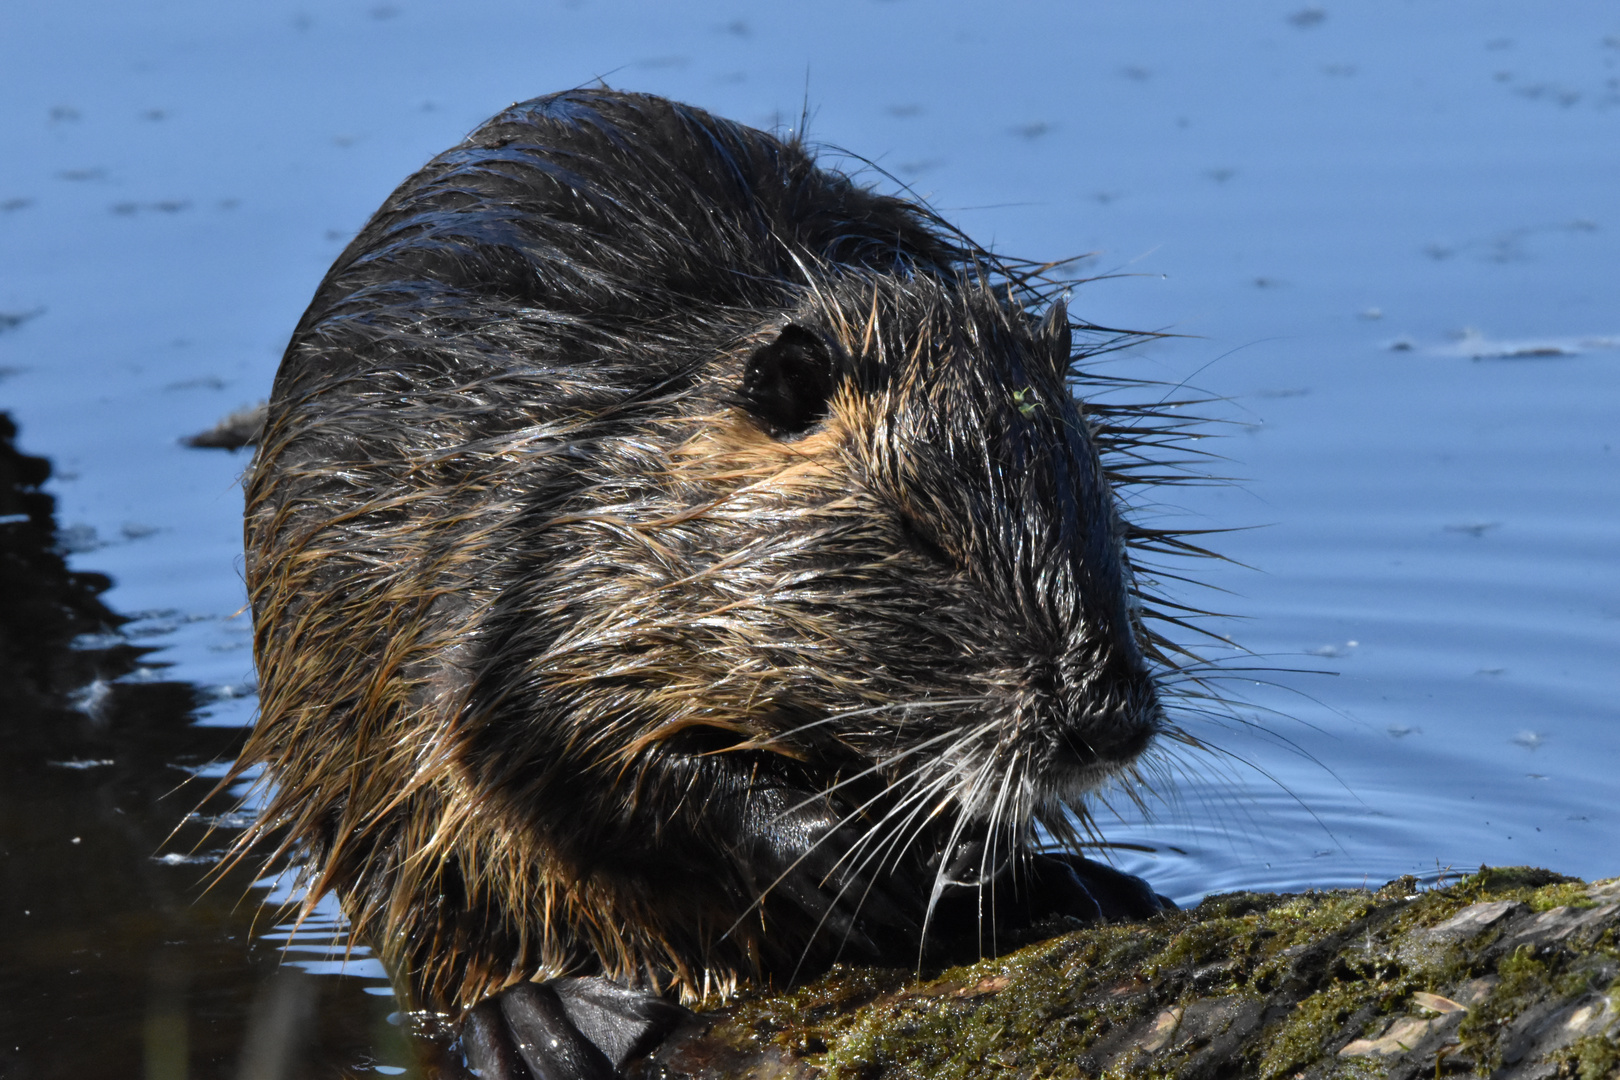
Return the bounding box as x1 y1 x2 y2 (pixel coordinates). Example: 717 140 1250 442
236 89 1175 1014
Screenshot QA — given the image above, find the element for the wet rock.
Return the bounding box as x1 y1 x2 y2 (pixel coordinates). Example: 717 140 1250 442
625 870 1620 1080
1428 898 1528 940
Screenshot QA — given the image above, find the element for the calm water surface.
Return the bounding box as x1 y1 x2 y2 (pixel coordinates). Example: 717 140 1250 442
2 1 1616 1075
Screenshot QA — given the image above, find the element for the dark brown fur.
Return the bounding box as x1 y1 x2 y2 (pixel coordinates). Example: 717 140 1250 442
230 90 1205 1016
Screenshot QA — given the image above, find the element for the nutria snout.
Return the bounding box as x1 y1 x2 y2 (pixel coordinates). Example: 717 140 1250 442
224 88 1201 1073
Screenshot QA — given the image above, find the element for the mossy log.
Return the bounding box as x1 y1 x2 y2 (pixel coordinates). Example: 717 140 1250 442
631 868 1620 1080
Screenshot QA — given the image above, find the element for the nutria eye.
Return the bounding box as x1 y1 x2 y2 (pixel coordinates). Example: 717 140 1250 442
739 324 837 438
898 513 953 567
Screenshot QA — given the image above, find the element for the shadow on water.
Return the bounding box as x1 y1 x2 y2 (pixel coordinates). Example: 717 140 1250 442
0 412 423 1079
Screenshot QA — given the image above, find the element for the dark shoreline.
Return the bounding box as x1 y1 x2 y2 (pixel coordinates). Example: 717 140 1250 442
0 412 406 1079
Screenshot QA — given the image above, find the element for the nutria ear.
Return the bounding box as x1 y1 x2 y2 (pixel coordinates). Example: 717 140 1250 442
739 324 838 437
1038 300 1072 368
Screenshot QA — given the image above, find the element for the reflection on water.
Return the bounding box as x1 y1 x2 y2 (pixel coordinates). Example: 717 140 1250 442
0 415 415 1077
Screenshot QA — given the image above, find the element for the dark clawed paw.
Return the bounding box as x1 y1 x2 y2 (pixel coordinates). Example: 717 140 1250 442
550 977 692 1068
756 801 925 957
772 847 921 954
1029 853 1175 923
460 978 690 1080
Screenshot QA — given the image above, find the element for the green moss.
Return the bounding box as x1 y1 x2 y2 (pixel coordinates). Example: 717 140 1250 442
682 871 1609 1080
1457 944 1554 1070
750 928 1169 1080
1376 874 1422 900
1528 881 1599 912
1499 944 1551 993
722 964 896 1029
1157 918 1246 969
1257 983 1367 1080
1573 1033 1620 1080
1193 891 1292 921
1470 865 1580 895
1332 1059 1391 1078
820 972 1044 1077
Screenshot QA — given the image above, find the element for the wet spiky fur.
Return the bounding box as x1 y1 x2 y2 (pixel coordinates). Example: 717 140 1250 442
231 90 1207 1014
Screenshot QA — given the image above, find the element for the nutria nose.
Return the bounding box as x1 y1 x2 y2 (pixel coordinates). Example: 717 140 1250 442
1034 643 1161 767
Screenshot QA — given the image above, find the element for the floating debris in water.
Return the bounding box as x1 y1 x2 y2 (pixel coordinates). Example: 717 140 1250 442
188 809 256 829
110 199 191 215
201 681 258 703
0 308 43 332
182 401 267 449
1307 639 1359 658
70 631 124 650
1417 328 1620 360
69 677 112 719
55 523 102 553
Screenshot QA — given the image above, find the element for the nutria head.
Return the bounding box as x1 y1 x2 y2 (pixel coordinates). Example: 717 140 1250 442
459 271 1160 882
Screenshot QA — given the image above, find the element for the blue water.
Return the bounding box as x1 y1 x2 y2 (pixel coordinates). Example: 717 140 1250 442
3 0 1617 1073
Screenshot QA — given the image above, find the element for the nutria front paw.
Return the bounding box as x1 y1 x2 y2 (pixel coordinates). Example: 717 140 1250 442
1029 852 1177 921
750 797 925 960
460 978 690 1079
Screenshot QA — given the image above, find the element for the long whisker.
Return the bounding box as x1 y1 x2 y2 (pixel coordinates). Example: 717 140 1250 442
919 737 1004 964
811 717 1005 899
782 717 1006 977
741 697 986 753
769 719 979 824
977 744 1026 958
789 766 964 980
721 726 976 948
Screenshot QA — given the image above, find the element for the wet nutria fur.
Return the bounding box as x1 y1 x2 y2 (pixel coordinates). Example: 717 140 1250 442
230 89 1203 1018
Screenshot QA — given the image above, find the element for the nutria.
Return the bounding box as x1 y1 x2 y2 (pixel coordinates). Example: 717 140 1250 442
228 89 1200 1078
